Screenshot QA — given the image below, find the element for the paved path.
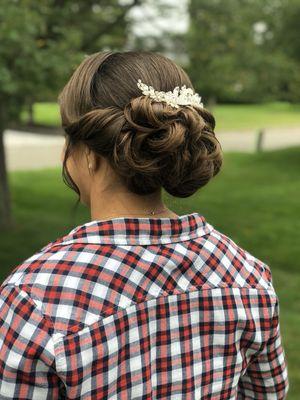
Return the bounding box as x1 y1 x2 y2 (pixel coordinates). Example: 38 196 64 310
3 126 300 171
217 126 300 153
4 130 64 171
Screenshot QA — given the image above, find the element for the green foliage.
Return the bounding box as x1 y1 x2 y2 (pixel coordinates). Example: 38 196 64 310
0 0 138 124
0 1 81 123
186 0 300 103
275 0 300 63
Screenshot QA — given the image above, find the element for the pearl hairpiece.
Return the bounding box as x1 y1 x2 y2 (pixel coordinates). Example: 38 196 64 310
137 79 204 109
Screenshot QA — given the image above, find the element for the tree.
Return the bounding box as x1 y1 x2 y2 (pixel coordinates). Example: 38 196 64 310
271 0 300 102
185 0 300 104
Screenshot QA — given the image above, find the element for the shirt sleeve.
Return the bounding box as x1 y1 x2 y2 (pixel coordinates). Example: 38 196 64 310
0 284 66 399
237 294 289 399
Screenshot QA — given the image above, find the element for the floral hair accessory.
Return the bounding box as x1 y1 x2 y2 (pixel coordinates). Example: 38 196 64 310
137 79 204 109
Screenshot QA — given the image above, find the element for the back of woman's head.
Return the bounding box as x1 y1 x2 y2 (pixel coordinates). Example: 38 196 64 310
58 51 223 198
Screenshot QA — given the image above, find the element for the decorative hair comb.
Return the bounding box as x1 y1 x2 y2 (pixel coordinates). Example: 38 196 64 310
137 79 204 109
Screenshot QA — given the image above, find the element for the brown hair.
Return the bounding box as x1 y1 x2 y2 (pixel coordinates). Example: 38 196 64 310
58 51 222 203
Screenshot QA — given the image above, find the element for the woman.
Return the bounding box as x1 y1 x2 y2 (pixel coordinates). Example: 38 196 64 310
0 51 289 399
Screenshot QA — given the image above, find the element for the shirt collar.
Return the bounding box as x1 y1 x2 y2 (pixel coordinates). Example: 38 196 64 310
50 212 212 247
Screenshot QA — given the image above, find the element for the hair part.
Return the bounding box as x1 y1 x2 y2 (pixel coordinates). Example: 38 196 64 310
58 51 223 202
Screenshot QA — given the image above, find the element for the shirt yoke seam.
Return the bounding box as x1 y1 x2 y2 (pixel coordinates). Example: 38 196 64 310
2 282 278 342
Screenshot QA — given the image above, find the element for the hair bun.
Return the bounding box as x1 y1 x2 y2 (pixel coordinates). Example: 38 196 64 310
111 96 223 197
59 51 223 200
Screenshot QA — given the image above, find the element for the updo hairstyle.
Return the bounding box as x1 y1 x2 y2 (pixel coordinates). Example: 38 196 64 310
58 51 223 200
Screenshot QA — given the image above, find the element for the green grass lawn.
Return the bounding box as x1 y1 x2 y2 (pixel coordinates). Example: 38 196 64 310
212 101 300 131
1 147 299 398
21 101 300 132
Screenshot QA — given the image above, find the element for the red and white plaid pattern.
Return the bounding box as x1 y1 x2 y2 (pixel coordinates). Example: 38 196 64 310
0 212 289 399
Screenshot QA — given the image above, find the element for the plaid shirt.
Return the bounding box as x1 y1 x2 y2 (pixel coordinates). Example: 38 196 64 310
0 212 289 399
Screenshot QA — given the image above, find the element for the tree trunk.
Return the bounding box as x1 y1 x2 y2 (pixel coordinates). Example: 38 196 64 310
207 95 217 111
0 128 13 228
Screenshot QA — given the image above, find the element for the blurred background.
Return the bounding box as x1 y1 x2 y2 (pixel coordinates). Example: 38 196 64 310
0 0 299 397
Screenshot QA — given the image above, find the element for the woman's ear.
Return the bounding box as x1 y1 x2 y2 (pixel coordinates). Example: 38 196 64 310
85 146 101 173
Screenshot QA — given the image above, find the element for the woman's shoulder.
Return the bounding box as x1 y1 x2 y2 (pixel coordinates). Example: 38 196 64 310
205 223 274 289
0 233 69 289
